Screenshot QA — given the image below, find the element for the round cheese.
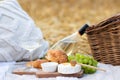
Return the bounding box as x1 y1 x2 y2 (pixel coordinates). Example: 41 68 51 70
58 63 81 74
41 62 58 72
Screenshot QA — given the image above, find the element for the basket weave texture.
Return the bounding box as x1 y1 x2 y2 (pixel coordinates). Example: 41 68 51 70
86 14 120 65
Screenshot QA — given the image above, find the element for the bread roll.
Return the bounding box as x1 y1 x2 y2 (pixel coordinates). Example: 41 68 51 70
26 59 48 68
45 50 68 63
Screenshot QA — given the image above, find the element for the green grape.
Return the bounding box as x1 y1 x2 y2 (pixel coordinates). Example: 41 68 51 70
84 70 88 74
75 53 81 57
88 59 93 65
75 56 80 61
86 67 91 71
78 59 82 63
88 68 94 74
91 68 96 73
84 66 96 73
94 60 98 65
68 55 75 62
92 62 97 67
92 60 98 66
89 68 96 74
79 54 85 59
82 66 86 69
83 58 88 64
84 67 89 74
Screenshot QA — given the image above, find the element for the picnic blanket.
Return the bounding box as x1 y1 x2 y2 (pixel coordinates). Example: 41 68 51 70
0 62 119 80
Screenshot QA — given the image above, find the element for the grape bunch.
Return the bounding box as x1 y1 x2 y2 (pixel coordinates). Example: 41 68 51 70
68 53 98 74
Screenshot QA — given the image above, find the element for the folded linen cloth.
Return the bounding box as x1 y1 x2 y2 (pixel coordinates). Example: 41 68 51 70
0 0 49 61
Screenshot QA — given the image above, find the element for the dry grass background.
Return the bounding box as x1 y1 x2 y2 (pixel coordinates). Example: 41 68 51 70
18 0 120 54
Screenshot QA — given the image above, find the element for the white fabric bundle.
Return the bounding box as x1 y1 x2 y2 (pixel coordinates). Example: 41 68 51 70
0 0 49 61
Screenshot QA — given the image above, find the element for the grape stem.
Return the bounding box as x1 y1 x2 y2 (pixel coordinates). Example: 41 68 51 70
77 63 106 72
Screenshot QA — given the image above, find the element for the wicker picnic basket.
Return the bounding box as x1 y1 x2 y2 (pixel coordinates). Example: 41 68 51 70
86 14 120 65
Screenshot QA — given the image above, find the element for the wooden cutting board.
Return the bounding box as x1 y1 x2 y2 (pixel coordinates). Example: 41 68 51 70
12 69 84 78
12 68 36 75
36 70 84 78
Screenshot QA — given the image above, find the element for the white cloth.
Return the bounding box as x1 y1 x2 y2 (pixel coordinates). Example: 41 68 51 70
0 0 49 61
0 62 119 80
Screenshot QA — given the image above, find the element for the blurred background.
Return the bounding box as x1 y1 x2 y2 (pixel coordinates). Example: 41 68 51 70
18 0 120 54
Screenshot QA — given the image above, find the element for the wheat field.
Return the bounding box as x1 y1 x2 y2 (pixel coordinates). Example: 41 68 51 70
18 0 120 54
